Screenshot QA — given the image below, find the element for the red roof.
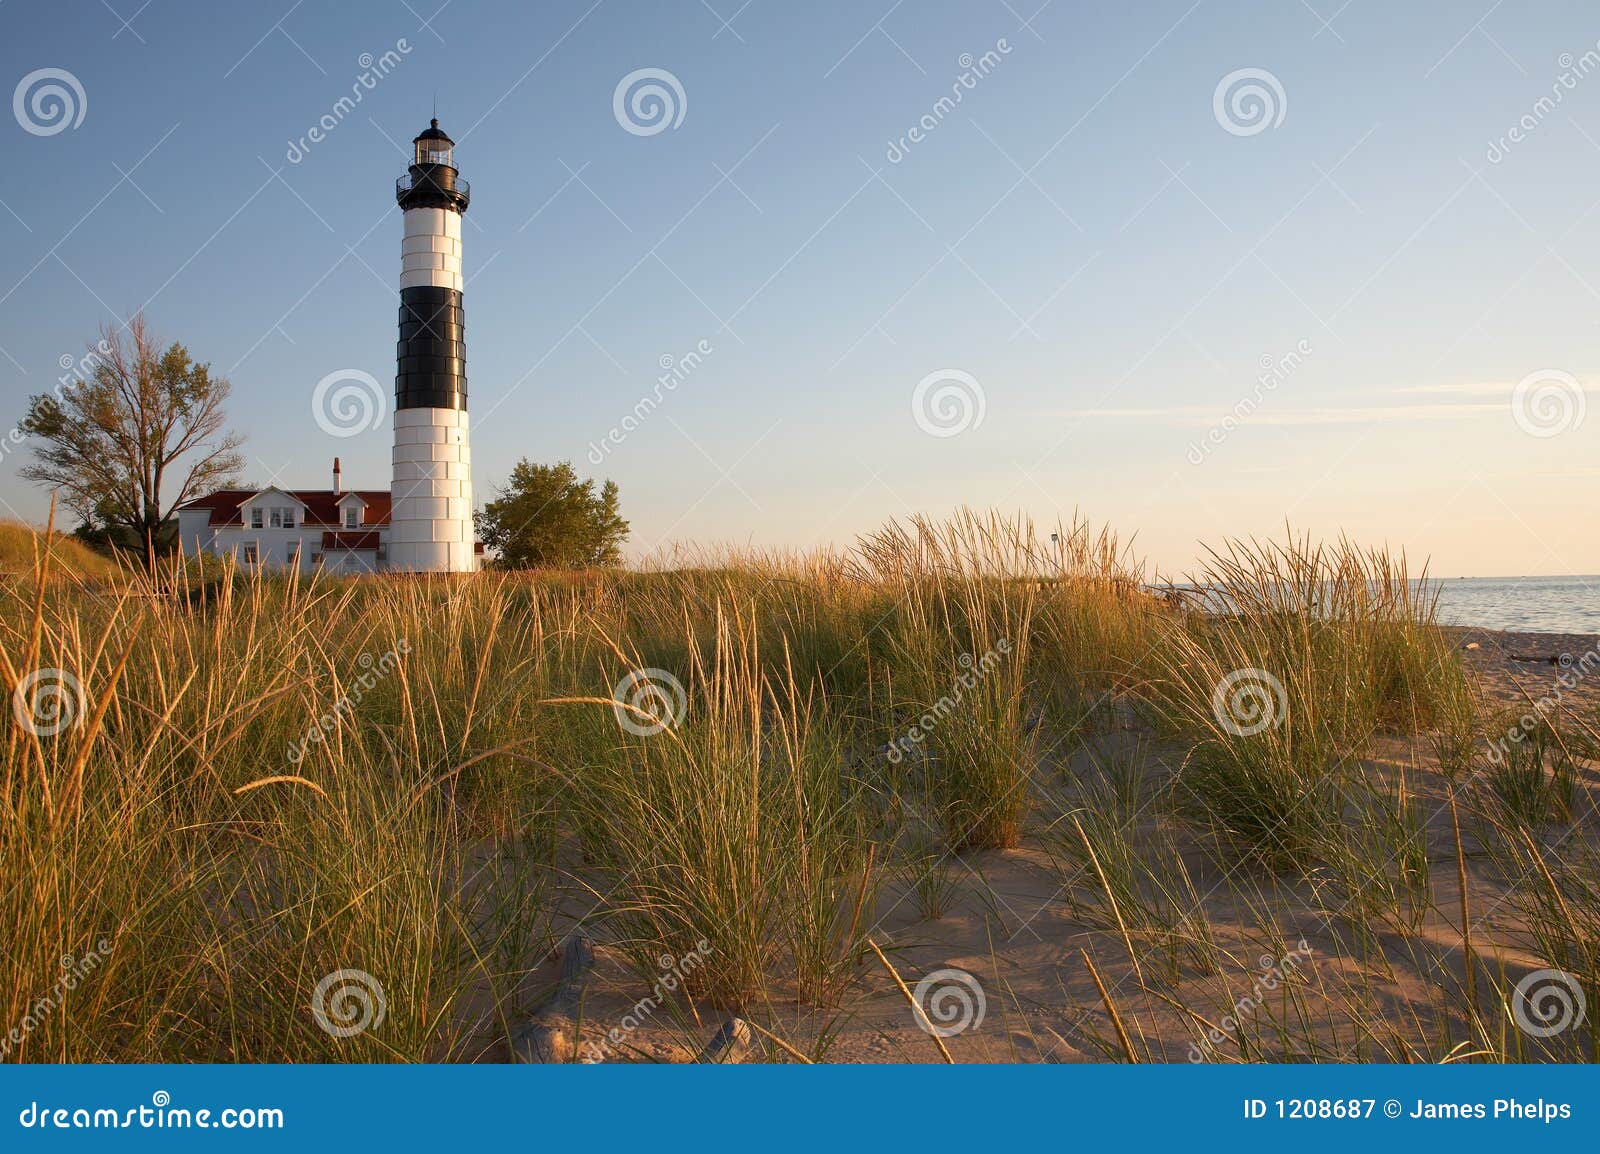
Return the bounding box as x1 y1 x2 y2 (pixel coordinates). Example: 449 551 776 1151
321 530 383 551
177 489 392 528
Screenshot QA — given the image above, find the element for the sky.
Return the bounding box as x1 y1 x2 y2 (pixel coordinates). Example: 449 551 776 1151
1 0 1598 578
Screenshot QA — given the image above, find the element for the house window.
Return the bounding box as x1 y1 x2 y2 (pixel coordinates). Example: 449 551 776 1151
270 507 295 529
288 543 302 567
242 544 258 565
344 507 360 528
250 508 264 529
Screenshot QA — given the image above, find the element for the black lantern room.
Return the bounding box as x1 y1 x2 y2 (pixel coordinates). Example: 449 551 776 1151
396 119 470 213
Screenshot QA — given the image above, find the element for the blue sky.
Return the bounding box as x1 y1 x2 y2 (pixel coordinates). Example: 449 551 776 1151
2 0 1598 576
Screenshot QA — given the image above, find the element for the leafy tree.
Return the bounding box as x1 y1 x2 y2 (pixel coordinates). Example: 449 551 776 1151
20 316 244 569
476 459 629 569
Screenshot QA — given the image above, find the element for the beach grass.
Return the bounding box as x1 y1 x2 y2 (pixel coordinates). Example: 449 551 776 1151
0 511 1593 1063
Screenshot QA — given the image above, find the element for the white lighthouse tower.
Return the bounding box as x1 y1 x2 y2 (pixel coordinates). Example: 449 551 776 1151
389 118 475 572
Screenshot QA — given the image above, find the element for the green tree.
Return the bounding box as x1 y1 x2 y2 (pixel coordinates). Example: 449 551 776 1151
20 316 244 570
475 459 629 569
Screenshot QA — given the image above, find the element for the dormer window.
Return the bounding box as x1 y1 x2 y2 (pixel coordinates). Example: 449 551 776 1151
269 507 295 529
250 508 264 529
344 506 361 528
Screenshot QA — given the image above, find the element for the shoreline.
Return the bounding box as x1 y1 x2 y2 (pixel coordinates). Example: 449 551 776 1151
1445 625 1600 715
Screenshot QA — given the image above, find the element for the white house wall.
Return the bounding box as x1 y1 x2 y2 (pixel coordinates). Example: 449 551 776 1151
176 519 386 575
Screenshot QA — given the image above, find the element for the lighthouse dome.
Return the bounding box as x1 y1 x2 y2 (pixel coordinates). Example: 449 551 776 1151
414 118 454 146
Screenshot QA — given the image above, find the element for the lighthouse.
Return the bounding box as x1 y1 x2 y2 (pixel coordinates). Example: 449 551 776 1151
389 118 476 572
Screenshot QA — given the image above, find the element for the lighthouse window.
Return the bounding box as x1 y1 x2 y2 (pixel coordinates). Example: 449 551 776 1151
416 144 452 166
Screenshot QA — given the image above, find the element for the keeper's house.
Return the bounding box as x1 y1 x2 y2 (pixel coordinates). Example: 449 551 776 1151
175 458 401 575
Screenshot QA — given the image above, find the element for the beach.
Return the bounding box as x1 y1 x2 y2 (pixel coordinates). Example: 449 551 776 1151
496 621 1600 1064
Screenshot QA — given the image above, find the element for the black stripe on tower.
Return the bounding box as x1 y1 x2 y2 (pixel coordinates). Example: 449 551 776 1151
395 286 467 411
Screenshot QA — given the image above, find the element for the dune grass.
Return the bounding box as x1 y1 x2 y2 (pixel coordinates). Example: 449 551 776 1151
0 518 124 587
0 512 1592 1063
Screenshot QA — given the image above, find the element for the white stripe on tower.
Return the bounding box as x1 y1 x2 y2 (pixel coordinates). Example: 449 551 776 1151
389 406 473 572
389 119 475 573
400 208 462 292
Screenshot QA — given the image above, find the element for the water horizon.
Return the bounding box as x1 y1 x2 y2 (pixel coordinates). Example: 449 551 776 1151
1430 575 1600 636
1155 575 1600 636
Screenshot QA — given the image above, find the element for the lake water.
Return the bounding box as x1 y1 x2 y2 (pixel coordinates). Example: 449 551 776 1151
1431 576 1600 635
1160 576 1600 635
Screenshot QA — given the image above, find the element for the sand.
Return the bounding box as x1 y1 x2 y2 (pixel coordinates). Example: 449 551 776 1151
501 628 1600 1064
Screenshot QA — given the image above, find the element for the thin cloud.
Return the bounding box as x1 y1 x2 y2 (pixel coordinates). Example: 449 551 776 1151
1053 375 1596 426
1055 402 1504 426
1396 378 1600 398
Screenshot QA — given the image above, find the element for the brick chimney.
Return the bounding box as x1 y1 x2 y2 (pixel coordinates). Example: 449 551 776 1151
333 456 342 495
